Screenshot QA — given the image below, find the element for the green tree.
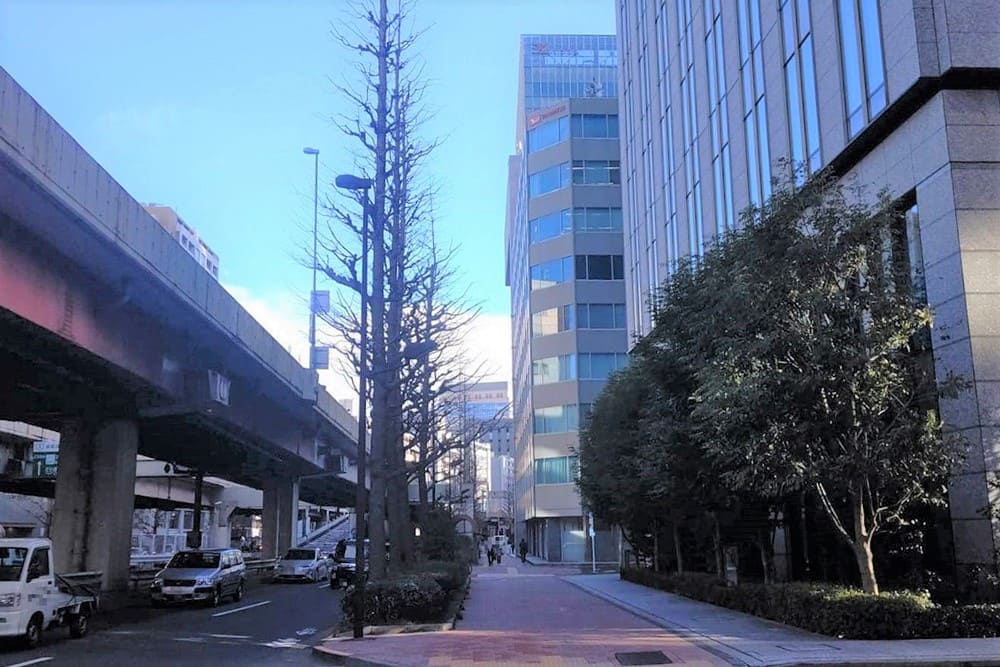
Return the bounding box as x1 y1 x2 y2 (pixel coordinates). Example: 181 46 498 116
690 175 965 593
577 363 664 564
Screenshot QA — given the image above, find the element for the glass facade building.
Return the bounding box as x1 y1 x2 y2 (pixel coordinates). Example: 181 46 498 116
617 0 1000 587
506 34 625 563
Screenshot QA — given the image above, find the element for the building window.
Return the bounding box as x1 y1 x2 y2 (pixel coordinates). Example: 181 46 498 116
532 305 575 336
575 254 624 280
530 209 572 243
705 0 734 234
578 352 629 380
534 456 579 484
574 207 623 233
838 0 886 137
657 1 680 277
533 405 580 434
530 256 573 289
782 0 822 178
570 114 620 139
737 0 772 208
577 303 627 329
528 162 571 197
532 354 577 385
678 0 704 257
527 116 570 153
571 160 621 185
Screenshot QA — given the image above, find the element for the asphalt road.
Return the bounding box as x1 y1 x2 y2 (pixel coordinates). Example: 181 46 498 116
0 578 344 667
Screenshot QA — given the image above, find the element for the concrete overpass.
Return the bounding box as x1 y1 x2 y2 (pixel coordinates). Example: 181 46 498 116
0 67 359 589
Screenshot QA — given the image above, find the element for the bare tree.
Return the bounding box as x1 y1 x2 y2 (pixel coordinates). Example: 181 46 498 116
316 0 450 575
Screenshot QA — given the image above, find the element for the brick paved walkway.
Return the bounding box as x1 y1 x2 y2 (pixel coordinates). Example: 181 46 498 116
314 562 728 666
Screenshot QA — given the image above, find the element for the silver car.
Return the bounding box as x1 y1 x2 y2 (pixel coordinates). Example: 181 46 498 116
273 548 327 583
150 549 246 607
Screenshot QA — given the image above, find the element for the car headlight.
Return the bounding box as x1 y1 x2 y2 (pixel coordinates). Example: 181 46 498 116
0 593 21 608
150 578 163 589
195 577 214 587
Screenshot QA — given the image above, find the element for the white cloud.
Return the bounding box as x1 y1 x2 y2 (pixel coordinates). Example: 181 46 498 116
223 284 513 410
460 312 512 389
223 283 356 405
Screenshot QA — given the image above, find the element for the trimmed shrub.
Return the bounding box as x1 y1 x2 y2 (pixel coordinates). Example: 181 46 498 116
621 568 1000 639
341 572 447 625
405 559 469 596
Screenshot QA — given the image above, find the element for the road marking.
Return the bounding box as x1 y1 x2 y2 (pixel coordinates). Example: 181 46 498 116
296 627 317 636
206 633 252 639
4 658 54 667
316 582 330 589
262 638 307 649
174 637 207 643
211 600 271 617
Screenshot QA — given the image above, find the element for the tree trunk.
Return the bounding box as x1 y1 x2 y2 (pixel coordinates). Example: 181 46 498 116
652 521 659 572
758 528 774 585
672 520 684 574
851 492 878 594
711 512 724 578
366 0 391 582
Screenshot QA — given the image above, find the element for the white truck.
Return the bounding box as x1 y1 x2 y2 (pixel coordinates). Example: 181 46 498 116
0 538 98 648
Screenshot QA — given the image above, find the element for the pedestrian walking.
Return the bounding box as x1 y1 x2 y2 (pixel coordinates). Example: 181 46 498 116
518 538 528 563
487 545 495 566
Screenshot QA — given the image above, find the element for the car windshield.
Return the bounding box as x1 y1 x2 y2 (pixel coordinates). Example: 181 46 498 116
284 549 315 561
167 552 220 569
0 548 27 582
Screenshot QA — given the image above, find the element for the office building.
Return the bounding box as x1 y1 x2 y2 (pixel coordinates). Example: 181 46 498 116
505 34 625 562
144 204 220 279
617 0 1000 585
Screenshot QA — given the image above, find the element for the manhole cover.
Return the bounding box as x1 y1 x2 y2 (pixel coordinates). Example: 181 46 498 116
615 651 672 665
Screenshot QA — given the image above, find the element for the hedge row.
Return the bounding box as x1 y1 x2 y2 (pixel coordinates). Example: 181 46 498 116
342 560 469 626
622 567 1000 639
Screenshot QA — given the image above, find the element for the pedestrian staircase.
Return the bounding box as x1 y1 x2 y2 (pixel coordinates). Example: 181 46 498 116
297 512 355 555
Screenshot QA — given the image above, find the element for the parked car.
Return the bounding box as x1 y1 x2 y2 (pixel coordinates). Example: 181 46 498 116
150 548 246 607
329 540 391 589
0 538 98 648
273 548 327 583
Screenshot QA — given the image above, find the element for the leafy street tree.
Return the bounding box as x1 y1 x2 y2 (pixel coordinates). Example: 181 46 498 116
691 176 966 594
579 172 967 594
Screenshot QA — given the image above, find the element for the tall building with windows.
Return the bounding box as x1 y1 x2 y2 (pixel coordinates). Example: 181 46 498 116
505 34 624 563
144 204 220 279
618 0 1000 586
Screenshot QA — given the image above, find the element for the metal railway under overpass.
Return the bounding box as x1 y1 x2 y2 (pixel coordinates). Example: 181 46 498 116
0 66 359 590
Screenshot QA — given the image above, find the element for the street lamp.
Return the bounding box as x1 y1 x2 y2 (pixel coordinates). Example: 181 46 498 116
303 147 325 370
335 172 373 640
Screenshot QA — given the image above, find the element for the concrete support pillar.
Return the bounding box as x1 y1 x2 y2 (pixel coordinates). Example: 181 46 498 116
51 419 138 591
261 477 299 558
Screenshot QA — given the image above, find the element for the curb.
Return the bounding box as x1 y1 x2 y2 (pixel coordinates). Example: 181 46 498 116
312 577 470 666
312 642 399 667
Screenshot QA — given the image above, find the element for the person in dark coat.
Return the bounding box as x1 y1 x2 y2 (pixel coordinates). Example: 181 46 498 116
518 538 528 563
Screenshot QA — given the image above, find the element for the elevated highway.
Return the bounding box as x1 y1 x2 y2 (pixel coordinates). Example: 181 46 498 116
0 66 358 588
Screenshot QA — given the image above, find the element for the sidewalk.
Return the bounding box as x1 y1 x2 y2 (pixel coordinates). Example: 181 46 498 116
313 566 1000 667
568 574 1000 666
314 562 729 666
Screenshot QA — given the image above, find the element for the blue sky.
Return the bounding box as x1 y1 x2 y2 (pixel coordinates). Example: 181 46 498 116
0 0 614 396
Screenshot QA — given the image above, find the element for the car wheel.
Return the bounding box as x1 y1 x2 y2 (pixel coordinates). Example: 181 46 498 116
209 586 222 607
69 611 89 639
151 598 165 608
24 614 42 649
233 582 244 602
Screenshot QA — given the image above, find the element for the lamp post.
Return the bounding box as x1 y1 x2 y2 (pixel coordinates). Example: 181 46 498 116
303 147 321 368
335 173 373 640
